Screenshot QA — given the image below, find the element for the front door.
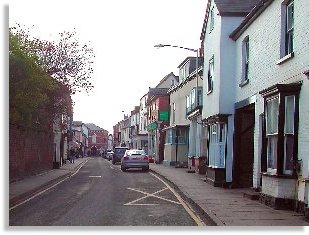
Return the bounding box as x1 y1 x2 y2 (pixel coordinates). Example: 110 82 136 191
233 104 255 188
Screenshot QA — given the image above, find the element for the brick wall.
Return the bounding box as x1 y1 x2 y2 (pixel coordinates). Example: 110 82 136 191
9 123 54 182
88 130 108 149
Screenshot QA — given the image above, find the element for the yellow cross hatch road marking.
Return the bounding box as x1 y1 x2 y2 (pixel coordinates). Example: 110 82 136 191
124 187 181 206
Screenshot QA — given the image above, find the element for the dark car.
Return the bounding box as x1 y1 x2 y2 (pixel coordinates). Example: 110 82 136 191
112 147 129 164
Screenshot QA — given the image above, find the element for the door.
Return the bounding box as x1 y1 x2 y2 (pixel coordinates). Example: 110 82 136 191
233 104 255 188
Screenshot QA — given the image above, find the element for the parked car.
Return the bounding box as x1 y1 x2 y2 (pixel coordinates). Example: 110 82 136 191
106 149 113 160
112 147 129 164
120 149 149 172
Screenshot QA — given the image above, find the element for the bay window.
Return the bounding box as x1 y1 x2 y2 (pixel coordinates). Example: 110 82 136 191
165 128 187 145
260 83 301 176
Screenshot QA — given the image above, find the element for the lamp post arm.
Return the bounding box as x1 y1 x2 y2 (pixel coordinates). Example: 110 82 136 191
155 44 197 53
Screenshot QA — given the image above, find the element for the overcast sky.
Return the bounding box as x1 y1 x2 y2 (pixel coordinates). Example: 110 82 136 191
8 0 206 133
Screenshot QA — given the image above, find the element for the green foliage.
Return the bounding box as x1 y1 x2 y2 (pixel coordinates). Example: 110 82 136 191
10 24 95 95
9 29 71 128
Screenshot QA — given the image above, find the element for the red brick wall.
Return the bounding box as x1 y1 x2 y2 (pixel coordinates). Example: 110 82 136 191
158 96 170 110
88 130 108 149
9 124 54 182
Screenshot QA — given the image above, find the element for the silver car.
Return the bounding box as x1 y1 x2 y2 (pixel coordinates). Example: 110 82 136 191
106 150 114 161
120 149 149 172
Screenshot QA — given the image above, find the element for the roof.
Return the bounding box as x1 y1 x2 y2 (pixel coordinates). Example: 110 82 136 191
215 0 260 16
146 88 169 105
230 0 274 40
148 87 169 96
200 0 260 40
84 123 105 131
155 72 178 88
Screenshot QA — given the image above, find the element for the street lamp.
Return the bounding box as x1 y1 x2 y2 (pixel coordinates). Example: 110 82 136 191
154 43 200 107
155 43 201 166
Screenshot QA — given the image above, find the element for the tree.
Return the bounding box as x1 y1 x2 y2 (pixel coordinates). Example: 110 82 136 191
10 24 95 95
9 28 72 128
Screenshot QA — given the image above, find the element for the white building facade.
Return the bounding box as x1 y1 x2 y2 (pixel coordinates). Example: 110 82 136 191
231 0 309 211
201 0 259 187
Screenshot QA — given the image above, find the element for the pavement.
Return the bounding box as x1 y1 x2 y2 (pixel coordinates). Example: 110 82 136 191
9 157 309 226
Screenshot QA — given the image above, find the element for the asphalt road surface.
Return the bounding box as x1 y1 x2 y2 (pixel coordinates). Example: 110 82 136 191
9 157 202 226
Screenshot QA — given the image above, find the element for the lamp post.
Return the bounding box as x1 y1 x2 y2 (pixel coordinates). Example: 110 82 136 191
154 43 200 166
154 43 199 105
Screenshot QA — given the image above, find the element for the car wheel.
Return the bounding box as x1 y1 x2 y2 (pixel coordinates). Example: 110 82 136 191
121 166 126 172
112 160 116 165
143 166 149 172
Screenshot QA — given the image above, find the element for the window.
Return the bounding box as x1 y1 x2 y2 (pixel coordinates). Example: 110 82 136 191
241 36 250 85
207 57 214 93
283 95 295 174
285 1 294 55
197 87 203 106
260 83 301 176
172 103 176 124
92 134 97 144
191 88 196 109
210 7 214 31
186 95 190 114
165 128 187 145
177 128 187 144
179 62 190 82
279 0 294 61
265 97 279 173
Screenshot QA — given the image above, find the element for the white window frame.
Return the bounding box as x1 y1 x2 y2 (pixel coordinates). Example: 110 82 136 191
92 133 97 144
172 103 176 124
241 36 250 85
283 95 295 175
179 61 190 82
265 96 279 174
280 0 294 59
210 7 214 32
207 57 214 93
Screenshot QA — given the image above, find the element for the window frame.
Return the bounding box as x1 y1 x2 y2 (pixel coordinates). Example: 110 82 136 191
207 56 214 93
172 102 176 124
209 7 215 32
278 0 294 64
240 36 250 86
260 83 301 176
285 1 294 55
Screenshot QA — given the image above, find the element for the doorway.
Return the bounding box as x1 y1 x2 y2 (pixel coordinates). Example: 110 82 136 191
233 103 255 188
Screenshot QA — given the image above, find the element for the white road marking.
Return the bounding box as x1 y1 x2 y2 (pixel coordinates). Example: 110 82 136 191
149 172 205 226
88 176 102 178
9 159 89 211
125 187 180 205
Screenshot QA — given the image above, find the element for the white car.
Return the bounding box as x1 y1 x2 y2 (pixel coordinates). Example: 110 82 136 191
106 150 114 161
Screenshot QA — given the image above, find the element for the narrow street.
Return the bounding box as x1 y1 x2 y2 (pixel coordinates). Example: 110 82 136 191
9 158 202 226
